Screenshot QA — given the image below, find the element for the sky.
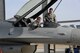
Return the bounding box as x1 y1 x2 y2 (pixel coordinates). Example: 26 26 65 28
5 0 80 25
5 0 28 20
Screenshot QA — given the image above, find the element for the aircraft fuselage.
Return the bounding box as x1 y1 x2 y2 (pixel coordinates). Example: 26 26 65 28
0 21 80 45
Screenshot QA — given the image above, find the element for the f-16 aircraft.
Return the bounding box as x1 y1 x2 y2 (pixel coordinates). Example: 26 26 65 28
0 0 80 53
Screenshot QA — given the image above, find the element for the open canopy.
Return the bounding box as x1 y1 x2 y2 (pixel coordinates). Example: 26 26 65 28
14 0 57 24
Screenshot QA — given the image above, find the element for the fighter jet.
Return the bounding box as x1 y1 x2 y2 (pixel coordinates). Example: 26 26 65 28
0 0 80 53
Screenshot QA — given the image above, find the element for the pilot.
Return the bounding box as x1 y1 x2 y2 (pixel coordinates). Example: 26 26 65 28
44 8 56 27
45 8 56 23
34 17 41 26
28 17 41 30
